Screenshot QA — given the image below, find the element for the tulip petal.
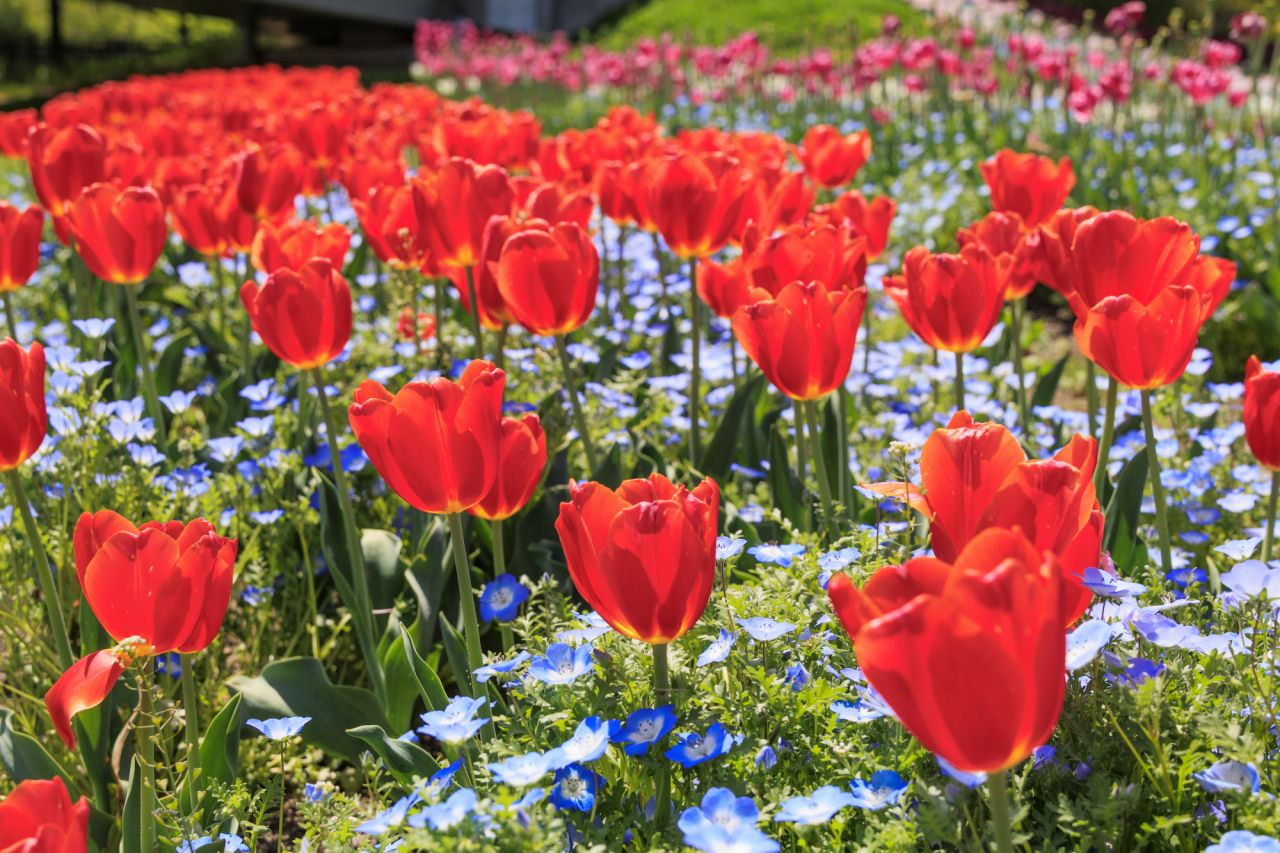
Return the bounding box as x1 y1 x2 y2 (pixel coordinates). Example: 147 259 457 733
44 651 126 749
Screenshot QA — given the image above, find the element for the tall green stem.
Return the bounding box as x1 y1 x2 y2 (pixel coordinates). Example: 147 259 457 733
805 400 835 535
1264 471 1279 564
493 519 514 651
3 291 17 339
1009 299 1031 432
688 259 703 467
434 275 448 368
953 350 966 412
1095 375 1118 498
652 642 670 830
860 291 873 375
135 665 157 852
1085 360 1098 437
1140 389 1172 574
310 369 386 707
555 335 599 472
123 283 167 446
181 654 201 811
447 513 486 700
464 265 483 360
6 471 74 668
987 771 1014 853
793 399 808 485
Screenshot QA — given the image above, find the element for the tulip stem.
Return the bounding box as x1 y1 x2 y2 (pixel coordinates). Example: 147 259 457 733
1095 375 1118 499
447 513 487 701
1264 471 1279 564
953 350 966 412
860 290 873 376
652 642 670 830
124 283 167 446
135 664 157 853
805 400 836 537
310 369 387 709
1085 361 1098 437
793 399 808 485
1009 299 1031 433
2 291 17 339
181 654 202 811
6 470 74 669
492 519 514 651
1140 389 1173 575
434 275 448 368
987 771 1015 853
464 265 484 361
555 335 599 472
688 259 703 468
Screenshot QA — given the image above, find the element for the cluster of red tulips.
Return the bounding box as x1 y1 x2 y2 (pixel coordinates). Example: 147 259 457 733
2 61 1280 849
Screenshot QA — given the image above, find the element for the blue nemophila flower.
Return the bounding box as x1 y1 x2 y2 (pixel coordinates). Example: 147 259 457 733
748 543 806 567
612 705 677 756
423 757 465 798
774 785 857 825
716 536 746 561
473 651 531 684
1031 745 1058 770
409 787 477 830
937 756 987 789
784 662 810 691
1214 538 1262 561
848 770 909 810
554 611 611 644
755 744 777 770
1081 567 1146 598
1220 560 1280 602
417 697 489 743
678 788 778 853
355 793 420 835
548 716 619 769
1194 760 1262 795
737 617 798 641
304 783 328 803
479 573 530 622
666 722 740 768
153 651 182 679
549 763 603 812
697 628 736 666
1104 653 1165 687
246 716 310 740
1066 619 1121 671
1206 831 1280 852
158 389 198 414
177 834 249 853
488 751 554 787
830 698 886 723
527 643 594 685
72 317 115 338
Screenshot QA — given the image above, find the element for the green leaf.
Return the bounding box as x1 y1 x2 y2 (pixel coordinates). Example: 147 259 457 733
120 756 143 853
363 528 405 612
1103 449 1149 572
0 707 70 786
316 476 360 626
820 396 842 503
347 725 441 788
766 425 806 528
440 617 473 697
702 374 765 480
229 657 390 762
1032 354 1070 408
180 694 242 815
591 443 624 490
379 616 418 734
399 623 449 713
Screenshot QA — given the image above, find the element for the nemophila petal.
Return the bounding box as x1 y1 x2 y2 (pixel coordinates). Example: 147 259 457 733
479 573 531 622
937 756 988 789
1081 567 1146 598
526 643 595 685
773 785 857 825
422 757 465 798
716 536 746 561
736 617 798 641
549 763 603 812
409 787 477 830
848 770 909 810
1194 760 1262 795
1220 561 1280 601
418 696 489 743
554 612 611 644
1066 620 1121 671
666 723 740 768
612 705 677 755
547 716 619 768
354 793 419 835
245 716 311 740
1206 831 1280 852
487 751 554 787
473 651 531 684
748 543 806 567
697 628 736 666
1218 492 1258 513
831 699 886 723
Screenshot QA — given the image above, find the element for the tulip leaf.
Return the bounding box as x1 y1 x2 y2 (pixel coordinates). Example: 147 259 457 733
121 756 143 853
229 657 390 762
316 475 362 629
591 443 624 489
180 694 242 816
703 374 765 481
440 616 473 697
347 725 441 789
399 623 450 713
1103 449 1149 572
1032 354 1070 408
767 425 807 529
0 707 71 787
155 328 193 395
820 396 843 506
363 528 405 613
379 616 419 734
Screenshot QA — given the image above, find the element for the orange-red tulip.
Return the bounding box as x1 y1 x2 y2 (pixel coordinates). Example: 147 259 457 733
63 183 167 285
737 169 815 237
1245 356 1280 471
0 109 36 159
696 256 753 320
521 179 594 229
882 244 1005 353
799 124 871 188
232 143 304 221
815 190 897 260
979 150 1075 228
644 151 751 259
556 473 720 644
0 776 89 853
240 258 352 369
957 211 1039 300
743 222 868 302
1031 205 1100 296
0 202 43 292
1066 212 1234 389
864 410 1100 624
732 280 866 401
453 214 540 331
414 158 515 269
828 527 1066 773
353 182 429 270
168 182 228 258
469 413 547 521
250 218 350 274
495 221 599 336
349 360 506 515
0 339 46 472
26 124 105 243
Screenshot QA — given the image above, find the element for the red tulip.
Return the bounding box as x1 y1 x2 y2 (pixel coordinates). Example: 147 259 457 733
882 244 1005 353
828 527 1066 773
957 211 1039 300
232 143 304 221
743 222 868 302
556 474 720 644
168 182 229 258
250 218 350 274
1031 206 1100 296
414 158 515 269
26 124 105 243
240 258 352 369
696 256 753 320
1245 356 1280 471
353 182 429 271
0 109 36 159
63 183 167 285
469 414 547 521
349 360 506 515
736 170 815 237
1066 212 1234 389
979 150 1075 228
864 410 1100 625
0 202 44 292
0 339 47 472
732 280 866 401
644 151 751 259
454 214 539 330
816 190 897 261
522 179 594 229
799 125 872 188
495 221 599 336
0 776 89 853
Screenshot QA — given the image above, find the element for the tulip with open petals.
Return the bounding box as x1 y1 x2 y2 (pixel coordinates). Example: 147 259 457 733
0 202 44 293
882 244 1005 354
0 338 46 472
469 414 547 522
0 776 89 853
1245 356 1280 472
250 218 350 274
64 183 167 285
241 258 352 370
979 150 1075 228
799 124 872 188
